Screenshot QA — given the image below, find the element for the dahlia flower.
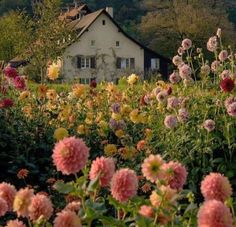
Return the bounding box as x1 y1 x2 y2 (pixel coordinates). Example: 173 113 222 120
6 219 26 227
13 76 26 90
48 62 60 80
0 182 16 211
142 154 165 183
89 157 115 187
197 200 233 227
127 74 139 85
4 67 18 78
53 128 69 141
220 78 235 92
0 98 14 109
200 172 232 202
54 210 82 227
162 161 188 190
0 197 8 217
111 168 138 203
139 205 154 218
64 201 81 213
52 137 89 175
28 194 53 221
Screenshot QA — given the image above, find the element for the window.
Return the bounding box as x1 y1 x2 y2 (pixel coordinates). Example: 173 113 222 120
151 58 160 70
77 56 96 69
79 78 90 84
102 20 106 25
91 40 95 47
116 58 135 69
116 41 120 47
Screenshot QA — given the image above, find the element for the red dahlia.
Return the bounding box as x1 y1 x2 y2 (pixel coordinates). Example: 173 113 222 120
220 78 235 92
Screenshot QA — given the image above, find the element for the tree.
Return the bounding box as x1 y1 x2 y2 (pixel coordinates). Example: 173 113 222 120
140 0 236 57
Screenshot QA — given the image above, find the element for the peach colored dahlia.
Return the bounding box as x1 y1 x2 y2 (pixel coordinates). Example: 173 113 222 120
111 168 138 203
201 172 232 202
142 154 165 183
0 197 8 217
89 156 115 187
52 137 89 175
6 219 26 227
139 205 154 218
0 182 16 211
28 194 53 221
197 200 233 227
54 210 82 227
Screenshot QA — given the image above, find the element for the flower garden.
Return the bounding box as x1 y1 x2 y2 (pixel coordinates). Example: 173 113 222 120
0 29 236 226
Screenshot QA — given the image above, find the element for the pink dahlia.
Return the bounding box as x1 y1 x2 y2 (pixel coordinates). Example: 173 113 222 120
219 50 228 62
169 71 181 84
139 205 154 218
52 137 89 175
142 154 165 183
13 187 34 217
164 115 178 129
0 197 8 217
6 219 26 227
111 168 138 203
207 36 218 52
0 182 16 211
54 210 82 227
0 98 13 109
201 173 232 202
227 102 236 117
13 76 26 90
4 67 18 78
64 201 81 213
197 200 233 227
203 119 215 132
28 194 53 221
89 157 115 187
162 161 188 190
181 38 192 50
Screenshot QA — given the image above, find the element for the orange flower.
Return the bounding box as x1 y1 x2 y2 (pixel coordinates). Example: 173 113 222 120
37 84 48 98
17 169 29 179
141 183 151 193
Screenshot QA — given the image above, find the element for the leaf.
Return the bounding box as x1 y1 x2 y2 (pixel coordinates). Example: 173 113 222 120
53 181 75 194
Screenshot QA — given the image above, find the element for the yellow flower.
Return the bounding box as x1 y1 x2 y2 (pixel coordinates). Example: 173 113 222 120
37 84 48 98
58 105 72 121
111 113 122 121
77 124 86 135
19 91 31 100
72 84 86 98
121 104 132 116
54 128 68 141
120 146 137 160
127 73 139 85
46 89 57 100
138 112 148 124
98 120 108 130
115 129 125 138
156 80 167 89
47 62 60 80
22 105 33 118
106 83 117 93
129 109 140 123
104 144 117 155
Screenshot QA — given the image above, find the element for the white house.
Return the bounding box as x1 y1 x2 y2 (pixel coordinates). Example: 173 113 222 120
60 3 170 83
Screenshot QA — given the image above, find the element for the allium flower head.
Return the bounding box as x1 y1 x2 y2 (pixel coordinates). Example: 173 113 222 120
217 28 222 38
169 71 181 84
156 91 168 103
201 65 210 75
54 210 82 227
142 154 165 183
181 38 192 50
224 96 236 108
111 103 121 113
0 197 8 217
219 50 228 62
167 96 180 109
220 78 235 93
28 194 53 221
172 55 183 66
139 205 154 218
201 173 232 202
0 182 16 211
203 119 215 132
197 200 233 227
52 137 89 175
13 187 34 217
220 70 231 80
164 115 178 129
179 64 192 79
89 157 115 187
6 219 26 227
162 161 187 190
178 108 189 122
111 168 138 203
211 60 220 72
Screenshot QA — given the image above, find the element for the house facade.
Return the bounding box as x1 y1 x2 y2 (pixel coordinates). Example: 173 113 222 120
61 4 170 83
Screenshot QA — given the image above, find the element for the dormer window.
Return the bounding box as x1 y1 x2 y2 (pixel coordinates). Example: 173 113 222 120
102 20 106 25
91 40 95 47
116 41 120 47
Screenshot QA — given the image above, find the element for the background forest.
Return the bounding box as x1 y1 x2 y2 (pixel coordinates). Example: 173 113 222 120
0 0 236 58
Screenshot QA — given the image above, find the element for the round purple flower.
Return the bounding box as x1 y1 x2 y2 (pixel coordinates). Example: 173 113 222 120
164 115 178 129
111 103 120 113
203 119 215 132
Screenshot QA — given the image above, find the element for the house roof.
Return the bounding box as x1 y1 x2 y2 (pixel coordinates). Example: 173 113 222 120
68 9 171 62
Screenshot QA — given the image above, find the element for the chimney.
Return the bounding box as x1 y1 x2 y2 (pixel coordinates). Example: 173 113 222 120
106 7 113 18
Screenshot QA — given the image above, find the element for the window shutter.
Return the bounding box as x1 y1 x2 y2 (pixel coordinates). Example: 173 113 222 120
116 57 121 69
91 57 96 68
77 56 81 69
130 58 135 69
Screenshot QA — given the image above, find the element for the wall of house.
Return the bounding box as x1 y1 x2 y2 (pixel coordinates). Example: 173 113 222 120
62 13 144 83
